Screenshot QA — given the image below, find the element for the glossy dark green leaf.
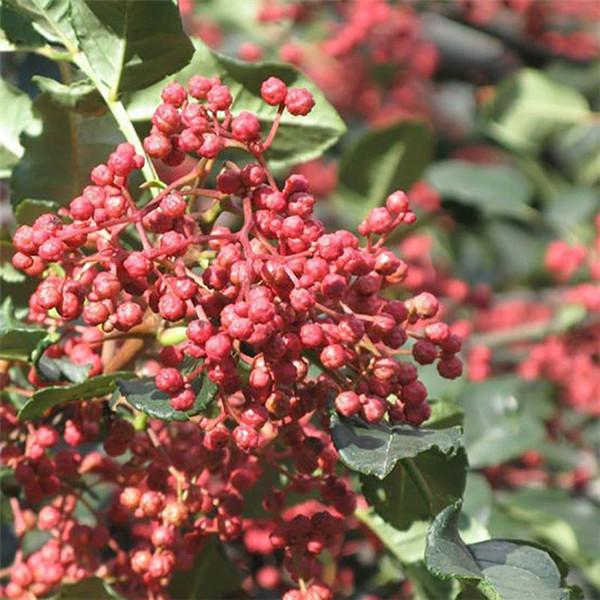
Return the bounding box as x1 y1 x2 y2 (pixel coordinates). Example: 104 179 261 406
0 298 47 363
361 445 468 530
426 503 577 600
168 537 242 600
11 94 123 208
425 160 534 219
481 69 590 154
116 374 217 422
0 78 40 178
337 120 433 226
53 577 124 599
18 372 135 421
125 43 346 171
70 0 194 97
455 376 548 468
331 413 463 479
32 76 106 116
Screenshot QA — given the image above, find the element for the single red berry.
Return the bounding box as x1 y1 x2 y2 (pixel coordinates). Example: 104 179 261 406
233 424 259 452
285 87 315 116
261 77 288 105
123 252 153 279
161 82 187 107
207 84 233 111
231 111 261 142
155 368 184 394
160 192 186 218
170 387 196 411
144 133 172 158
386 190 410 214
334 391 361 417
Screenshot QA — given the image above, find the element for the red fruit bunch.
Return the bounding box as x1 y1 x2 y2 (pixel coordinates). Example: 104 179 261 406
7 75 461 599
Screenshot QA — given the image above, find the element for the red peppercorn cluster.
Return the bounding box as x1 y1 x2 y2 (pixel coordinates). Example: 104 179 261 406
7 75 462 599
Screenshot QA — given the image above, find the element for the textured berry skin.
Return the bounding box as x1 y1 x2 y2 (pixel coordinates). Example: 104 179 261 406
155 368 184 393
231 111 261 142
161 82 187 107
207 85 233 111
335 391 361 417
285 87 315 116
261 77 288 105
7 72 467 600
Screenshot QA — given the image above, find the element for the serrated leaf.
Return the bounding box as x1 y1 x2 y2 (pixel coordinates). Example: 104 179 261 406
18 372 135 421
0 298 47 362
116 374 217 422
32 76 106 116
454 376 548 468
11 94 123 208
124 42 346 171
0 78 40 178
168 537 242 600
481 69 590 154
337 120 433 226
426 503 577 600
425 160 535 219
70 0 194 97
331 413 463 479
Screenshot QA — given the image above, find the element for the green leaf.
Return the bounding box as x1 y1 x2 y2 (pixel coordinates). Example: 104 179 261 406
18 372 135 421
426 503 577 600
0 298 47 362
53 577 124 599
14 199 59 225
481 69 590 154
425 398 465 430
0 4 46 51
425 161 535 219
337 120 433 226
331 413 463 479
492 489 600 587
70 0 194 98
11 94 123 208
454 376 548 468
125 43 346 171
553 123 600 186
361 446 468 530
544 187 600 237
168 537 242 600
4 0 77 51
357 507 431 564
32 75 106 116
115 374 217 422
36 356 91 384
0 78 40 178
